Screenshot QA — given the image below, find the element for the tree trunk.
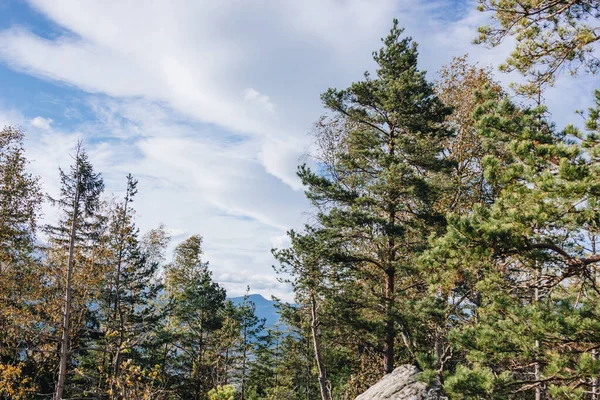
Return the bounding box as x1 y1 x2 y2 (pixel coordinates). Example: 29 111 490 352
55 165 81 400
534 263 541 400
111 193 129 398
310 292 332 400
384 266 395 374
241 326 247 400
592 237 598 400
383 129 397 375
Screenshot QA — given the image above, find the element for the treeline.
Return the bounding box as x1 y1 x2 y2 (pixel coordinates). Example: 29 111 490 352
3 1 600 399
0 132 310 398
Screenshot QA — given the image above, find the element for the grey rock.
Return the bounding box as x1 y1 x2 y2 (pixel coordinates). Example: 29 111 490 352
355 365 446 400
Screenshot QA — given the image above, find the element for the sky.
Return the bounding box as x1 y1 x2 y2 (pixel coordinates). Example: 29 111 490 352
0 0 596 302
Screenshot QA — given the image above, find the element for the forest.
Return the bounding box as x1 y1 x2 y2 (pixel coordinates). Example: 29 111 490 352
2 1 600 399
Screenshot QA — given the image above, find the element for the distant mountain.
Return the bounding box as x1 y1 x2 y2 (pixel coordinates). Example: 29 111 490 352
229 294 280 328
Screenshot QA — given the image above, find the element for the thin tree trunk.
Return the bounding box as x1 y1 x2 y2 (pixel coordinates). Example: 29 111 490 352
111 191 129 398
593 348 598 400
383 128 397 375
310 292 331 400
241 326 247 400
224 347 229 384
384 266 395 374
592 237 598 400
55 151 82 400
534 261 541 400
533 90 542 400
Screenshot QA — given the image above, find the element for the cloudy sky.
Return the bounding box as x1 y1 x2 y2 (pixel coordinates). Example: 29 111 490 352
0 0 595 301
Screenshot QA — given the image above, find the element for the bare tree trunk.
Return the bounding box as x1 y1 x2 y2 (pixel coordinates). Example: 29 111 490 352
310 292 332 400
241 327 247 400
110 191 130 398
383 130 396 375
55 148 82 400
533 90 542 400
534 263 541 400
593 348 598 400
224 347 229 384
384 265 395 374
592 237 598 400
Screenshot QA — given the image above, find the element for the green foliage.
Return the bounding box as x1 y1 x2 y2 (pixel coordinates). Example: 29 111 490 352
476 0 600 92
208 385 236 400
443 365 497 399
299 18 453 380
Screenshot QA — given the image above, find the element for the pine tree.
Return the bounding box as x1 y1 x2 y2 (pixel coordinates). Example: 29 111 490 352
273 227 334 400
92 174 165 398
164 235 227 400
46 141 105 400
0 126 42 275
299 20 452 375
213 300 242 387
427 88 600 398
0 126 42 397
234 289 266 400
476 0 600 92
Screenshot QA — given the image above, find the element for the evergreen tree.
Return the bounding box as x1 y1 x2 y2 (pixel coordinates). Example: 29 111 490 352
213 300 242 387
427 89 600 398
45 141 105 400
0 126 42 398
234 289 266 400
476 0 600 93
164 235 227 400
299 20 452 375
90 174 165 398
273 227 334 400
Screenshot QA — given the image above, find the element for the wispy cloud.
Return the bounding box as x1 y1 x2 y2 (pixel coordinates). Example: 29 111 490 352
0 0 593 301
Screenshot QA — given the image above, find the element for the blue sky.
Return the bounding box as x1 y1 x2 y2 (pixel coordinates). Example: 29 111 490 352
0 0 596 301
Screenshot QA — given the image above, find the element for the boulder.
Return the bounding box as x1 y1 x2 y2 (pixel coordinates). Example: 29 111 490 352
355 365 446 400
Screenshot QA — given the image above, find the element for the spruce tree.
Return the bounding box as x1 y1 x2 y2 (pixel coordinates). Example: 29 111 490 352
91 174 165 397
46 142 105 400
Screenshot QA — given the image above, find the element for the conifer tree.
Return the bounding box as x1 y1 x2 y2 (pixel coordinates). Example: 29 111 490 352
427 89 600 398
235 289 266 400
273 227 334 400
476 0 600 92
299 20 452 374
0 126 41 275
46 142 105 400
92 174 165 398
0 126 42 397
164 235 227 400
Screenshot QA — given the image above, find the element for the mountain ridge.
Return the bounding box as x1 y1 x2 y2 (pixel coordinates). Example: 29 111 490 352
229 294 280 328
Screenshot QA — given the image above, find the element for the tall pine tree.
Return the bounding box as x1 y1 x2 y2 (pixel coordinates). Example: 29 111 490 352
46 142 104 400
299 20 452 374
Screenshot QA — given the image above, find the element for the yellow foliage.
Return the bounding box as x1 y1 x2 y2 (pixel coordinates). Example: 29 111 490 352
208 384 236 400
0 363 36 400
105 360 165 400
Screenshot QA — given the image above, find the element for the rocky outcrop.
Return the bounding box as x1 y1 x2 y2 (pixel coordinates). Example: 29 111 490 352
355 365 446 400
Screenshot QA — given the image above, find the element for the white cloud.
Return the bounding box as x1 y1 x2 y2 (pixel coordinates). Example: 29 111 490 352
270 233 291 250
258 138 308 191
30 116 53 130
0 0 594 301
244 88 275 113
